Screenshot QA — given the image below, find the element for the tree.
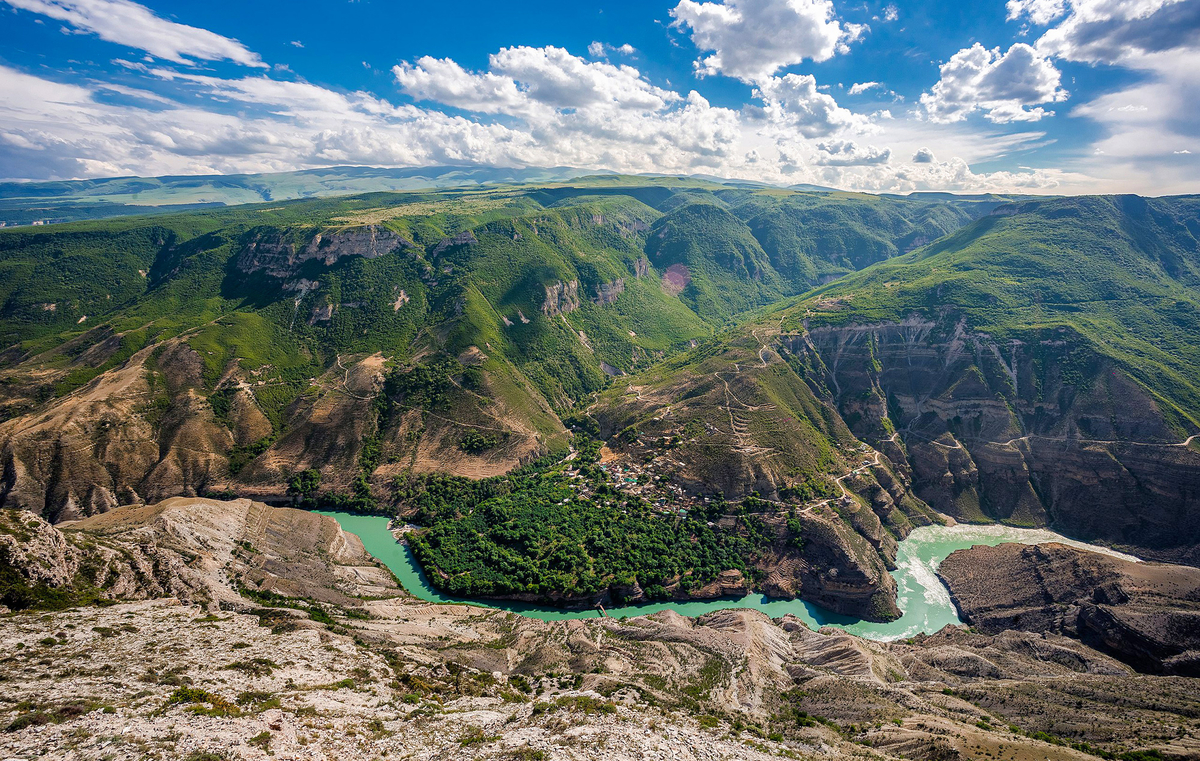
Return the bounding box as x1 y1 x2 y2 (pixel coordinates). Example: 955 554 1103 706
461 365 485 391
786 516 804 550
459 431 497 453
287 469 322 503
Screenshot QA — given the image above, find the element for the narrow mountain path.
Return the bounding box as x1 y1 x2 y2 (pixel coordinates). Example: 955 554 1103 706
992 433 1200 448
334 354 375 401
725 449 885 516
393 404 513 434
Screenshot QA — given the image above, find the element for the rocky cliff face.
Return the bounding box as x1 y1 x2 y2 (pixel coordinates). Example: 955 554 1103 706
0 497 396 614
0 333 556 521
428 229 477 256
236 225 411 279
593 277 625 305
800 318 1200 563
541 279 581 316
0 342 231 522
938 542 1200 675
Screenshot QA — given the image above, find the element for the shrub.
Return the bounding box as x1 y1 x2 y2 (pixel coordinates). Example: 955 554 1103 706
459 431 498 453
287 469 322 501
248 731 271 752
236 691 279 710
458 726 497 746
461 366 485 391
4 712 52 732
161 687 239 718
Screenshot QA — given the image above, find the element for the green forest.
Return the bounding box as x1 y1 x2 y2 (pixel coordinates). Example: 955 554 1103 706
399 440 767 602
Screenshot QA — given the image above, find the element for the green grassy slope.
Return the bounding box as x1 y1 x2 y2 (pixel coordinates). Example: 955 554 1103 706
9 181 1200 601
645 201 784 322
1 177 993 407
788 195 1200 427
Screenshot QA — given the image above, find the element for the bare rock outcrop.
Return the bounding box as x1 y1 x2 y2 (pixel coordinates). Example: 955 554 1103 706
593 278 625 305
429 229 478 256
236 225 411 279
541 279 581 316
938 542 1200 675
0 497 399 612
0 342 230 522
802 319 1200 561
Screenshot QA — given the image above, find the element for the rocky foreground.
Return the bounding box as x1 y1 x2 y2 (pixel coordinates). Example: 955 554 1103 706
2 499 1199 760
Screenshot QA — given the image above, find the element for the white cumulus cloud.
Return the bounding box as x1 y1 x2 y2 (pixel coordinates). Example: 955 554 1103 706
753 73 872 138
921 42 1067 123
588 41 636 57
998 0 1200 191
1035 0 1200 64
1006 0 1066 26
394 46 678 119
848 81 881 95
394 56 531 115
814 140 890 165
669 0 863 82
2 0 265 67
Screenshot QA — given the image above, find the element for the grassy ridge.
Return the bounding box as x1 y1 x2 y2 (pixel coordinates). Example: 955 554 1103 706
789 194 1200 427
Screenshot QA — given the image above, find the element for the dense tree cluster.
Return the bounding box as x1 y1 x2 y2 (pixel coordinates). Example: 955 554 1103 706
400 441 767 602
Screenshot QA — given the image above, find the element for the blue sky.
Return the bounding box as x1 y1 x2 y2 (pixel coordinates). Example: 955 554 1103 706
1 0 1197 193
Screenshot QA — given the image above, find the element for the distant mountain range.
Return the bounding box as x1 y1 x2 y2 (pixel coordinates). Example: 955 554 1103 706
0 165 615 226
0 164 1046 227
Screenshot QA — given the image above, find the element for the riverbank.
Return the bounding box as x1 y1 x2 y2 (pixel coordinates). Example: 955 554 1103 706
317 511 1140 640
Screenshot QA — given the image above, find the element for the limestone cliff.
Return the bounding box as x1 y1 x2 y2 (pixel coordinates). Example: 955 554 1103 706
0 497 397 613
236 225 412 279
541 279 581 316
800 318 1200 563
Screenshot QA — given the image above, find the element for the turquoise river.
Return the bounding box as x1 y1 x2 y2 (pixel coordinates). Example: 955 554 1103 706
318 511 1139 641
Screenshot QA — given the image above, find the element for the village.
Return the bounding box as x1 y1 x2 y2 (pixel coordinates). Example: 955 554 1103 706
558 432 882 524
